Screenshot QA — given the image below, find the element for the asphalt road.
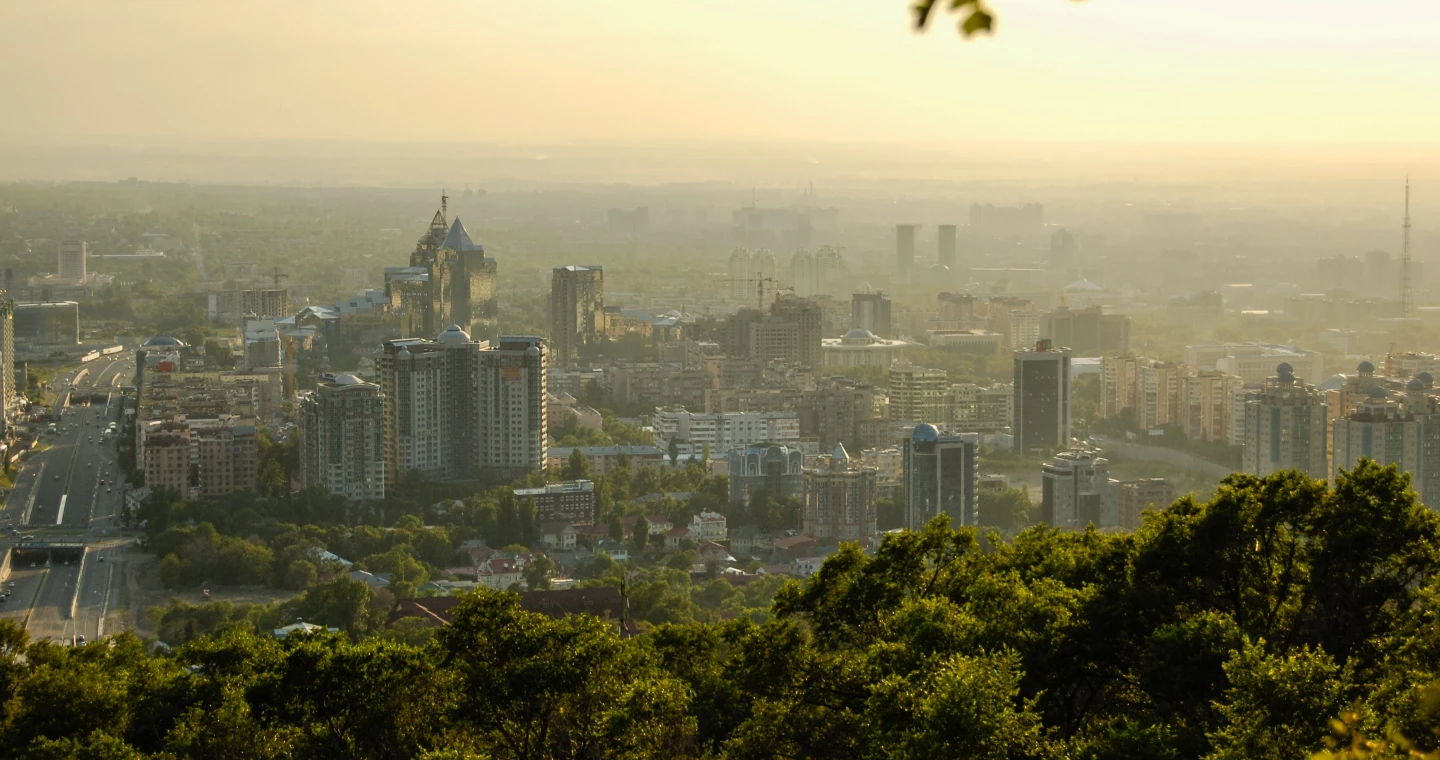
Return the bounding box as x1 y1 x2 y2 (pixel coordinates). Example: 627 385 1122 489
0 356 136 643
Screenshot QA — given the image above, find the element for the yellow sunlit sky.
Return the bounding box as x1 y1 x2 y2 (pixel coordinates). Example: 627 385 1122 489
3 0 1440 145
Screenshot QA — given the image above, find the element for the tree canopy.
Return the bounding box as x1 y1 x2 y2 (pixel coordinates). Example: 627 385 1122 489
8 462 1440 758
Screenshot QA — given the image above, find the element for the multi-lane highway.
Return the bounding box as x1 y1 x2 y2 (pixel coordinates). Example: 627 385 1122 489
0 355 135 643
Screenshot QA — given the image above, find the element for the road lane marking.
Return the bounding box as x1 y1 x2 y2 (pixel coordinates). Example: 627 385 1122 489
55 495 67 525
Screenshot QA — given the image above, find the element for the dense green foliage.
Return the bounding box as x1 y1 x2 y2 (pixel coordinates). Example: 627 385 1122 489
12 461 1440 758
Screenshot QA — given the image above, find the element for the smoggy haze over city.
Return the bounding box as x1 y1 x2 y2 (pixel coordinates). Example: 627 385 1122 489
4 1 1440 191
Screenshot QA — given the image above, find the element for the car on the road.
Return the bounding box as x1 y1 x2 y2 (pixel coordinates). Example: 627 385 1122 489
98 555 105 562
75 636 86 646
53 474 59 480
7 582 14 589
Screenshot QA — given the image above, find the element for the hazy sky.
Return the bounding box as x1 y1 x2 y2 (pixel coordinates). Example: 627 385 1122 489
3 0 1440 145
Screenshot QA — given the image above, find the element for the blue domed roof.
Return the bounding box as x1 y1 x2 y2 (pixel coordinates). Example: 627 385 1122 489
913 423 939 442
1369 386 1389 399
1408 378 1425 391
1276 362 1294 376
143 336 185 348
1421 372 1435 386
1358 360 1375 373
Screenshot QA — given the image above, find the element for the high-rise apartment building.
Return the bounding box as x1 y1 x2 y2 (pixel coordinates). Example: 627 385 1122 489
550 265 605 367
888 363 949 423
1014 341 1071 455
902 424 979 529
950 382 1013 432
475 336 549 480
938 224 958 269
1332 381 1440 506
804 446 879 542
376 327 547 484
1118 478 1173 531
1041 448 1117 528
1100 354 1143 420
985 297 1041 350
724 295 824 369
57 240 86 282
1181 371 1243 443
896 224 918 277
936 292 978 330
852 292 892 338
801 377 884 451
1041 305 1130 357
143 422 192 497
194 422 259 500
1138 362 1184 430
1242 363 1328 479
379 338 455 481
729 248 753 300
790 247 843 298
299 373 387 502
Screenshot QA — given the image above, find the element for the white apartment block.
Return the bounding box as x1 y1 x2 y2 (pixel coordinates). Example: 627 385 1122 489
653 408 800 450
1186 343 1323 387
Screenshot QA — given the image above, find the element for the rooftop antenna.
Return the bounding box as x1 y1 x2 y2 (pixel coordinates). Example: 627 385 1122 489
1402 177 1413 317
441 190 449 223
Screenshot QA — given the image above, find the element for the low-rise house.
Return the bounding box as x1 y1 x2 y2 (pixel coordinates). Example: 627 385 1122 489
729 525 776 555
772 535 818 561
540 521 578 551
665 526 692 551
592 539 631 562
477 557 524 590
690 511 728 542
696 540 736 565
792 557 827 578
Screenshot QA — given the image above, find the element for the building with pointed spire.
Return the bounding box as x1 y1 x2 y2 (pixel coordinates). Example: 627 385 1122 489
804 443 879 542
385 195 498 339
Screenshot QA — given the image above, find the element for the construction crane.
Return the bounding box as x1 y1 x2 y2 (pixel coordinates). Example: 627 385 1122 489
271 266 289 290
757 274 777 312
1401 178 1413 318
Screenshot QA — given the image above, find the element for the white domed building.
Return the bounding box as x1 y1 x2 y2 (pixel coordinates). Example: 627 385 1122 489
821 328 913 368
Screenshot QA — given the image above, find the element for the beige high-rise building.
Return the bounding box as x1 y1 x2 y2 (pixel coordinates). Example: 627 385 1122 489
804 446 879 543
143 423 191 497
950 382 1013 432
1100 355 1143 420
1181 371 1243 442
299 373 387 502
888 363 949 423
476 336 549 480
1138 362 1184 430
1242 364 1328 479
57 240 86 282
550 265 605 366
195 422 259 500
